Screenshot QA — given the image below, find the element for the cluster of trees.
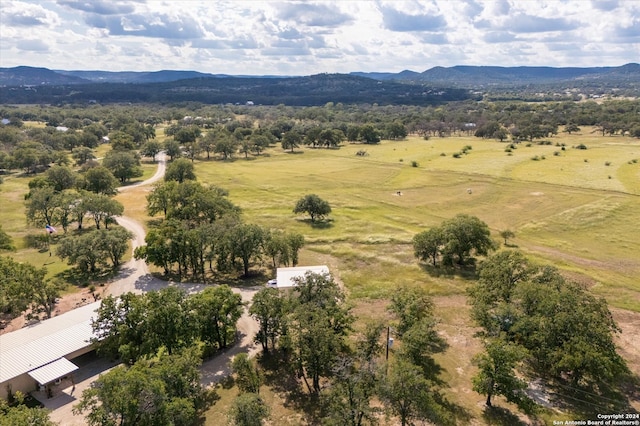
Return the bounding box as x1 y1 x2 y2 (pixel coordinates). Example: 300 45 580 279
75 285 245 424
412 214 496 267
22 164 132 275
468 251 629 410
247 273 453 425
0 255 64 324
136 169 304 280
74 346 210 426
92 286 244 362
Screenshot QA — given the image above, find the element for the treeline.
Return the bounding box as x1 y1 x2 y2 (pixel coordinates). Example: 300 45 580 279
0 74 472 106
1 98 638 176
135 162 304 280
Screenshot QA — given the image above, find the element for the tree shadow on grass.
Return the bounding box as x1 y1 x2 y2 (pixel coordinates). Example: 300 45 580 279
482 405 530 426
257 350 324 424
295 218 334 230
419 262 478 281
427 387 473 426
55 267 119 288
545 374 640 419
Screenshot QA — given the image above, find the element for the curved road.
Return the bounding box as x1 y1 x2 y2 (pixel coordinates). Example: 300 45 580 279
49 153 260 425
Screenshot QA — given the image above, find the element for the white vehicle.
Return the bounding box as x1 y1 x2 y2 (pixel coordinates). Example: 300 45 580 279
266 279 277 288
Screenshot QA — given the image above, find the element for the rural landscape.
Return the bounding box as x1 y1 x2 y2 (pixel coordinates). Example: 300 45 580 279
0 61 639 426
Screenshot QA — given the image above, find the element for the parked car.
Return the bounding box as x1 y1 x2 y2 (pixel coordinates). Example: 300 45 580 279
266 279 277 288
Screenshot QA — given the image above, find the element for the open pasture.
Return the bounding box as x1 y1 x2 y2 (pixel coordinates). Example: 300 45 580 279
195 131 640 310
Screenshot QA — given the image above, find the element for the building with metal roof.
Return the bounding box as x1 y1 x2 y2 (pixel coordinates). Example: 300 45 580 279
0 301 100 400
273 265 330 289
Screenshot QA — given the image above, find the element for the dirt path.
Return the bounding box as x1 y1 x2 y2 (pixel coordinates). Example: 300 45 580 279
37 152 261 423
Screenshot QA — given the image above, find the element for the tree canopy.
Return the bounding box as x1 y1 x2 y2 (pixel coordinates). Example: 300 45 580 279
293 194 332 222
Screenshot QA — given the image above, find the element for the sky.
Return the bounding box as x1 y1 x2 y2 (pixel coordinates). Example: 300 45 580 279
0 0 638 75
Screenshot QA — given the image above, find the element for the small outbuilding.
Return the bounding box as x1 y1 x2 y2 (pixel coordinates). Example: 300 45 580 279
273 265 330 289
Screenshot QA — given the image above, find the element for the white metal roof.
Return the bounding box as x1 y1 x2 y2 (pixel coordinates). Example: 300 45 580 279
0 301 100 383
275 265 330 288
28 357 79 385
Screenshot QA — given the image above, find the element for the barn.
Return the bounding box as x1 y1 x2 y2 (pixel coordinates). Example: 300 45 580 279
0 301 100 400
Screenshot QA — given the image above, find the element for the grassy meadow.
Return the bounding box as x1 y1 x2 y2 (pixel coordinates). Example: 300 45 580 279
193 129 640 310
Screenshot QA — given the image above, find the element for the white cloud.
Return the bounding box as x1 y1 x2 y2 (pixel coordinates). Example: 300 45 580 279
0 0 637 74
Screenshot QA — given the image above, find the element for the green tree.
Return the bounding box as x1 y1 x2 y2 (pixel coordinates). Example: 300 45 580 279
564 123 581 134
164 139 182 161
191 285 244 350
81 166 119 195
164 158 196 183
109 130 136 151
144 287 195 355
388 286 435 335
232 353 262 394
472 338 531 410
385 121 408 140
228 393 270 426
73 347 207 426
499 229 515 246
289 272 353 393
98 227 133 268
359 124 381 144
322 356 379 426
250 134 271 155
102 150 143 183
249 287 289 353
263 230 290 269
45 165 77 192
227 223 265 277
0 225 15 251
25 186 60 227
293 194 331 222
378 359 438 426
440 214 495 266
140 140 163 161
83 193 124 229
412 227 443 266
282 130 302 153
174 125 202 145
0 394 57 426
214 134 239 160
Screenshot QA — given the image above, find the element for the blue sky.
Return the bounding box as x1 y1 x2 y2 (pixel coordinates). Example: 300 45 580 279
1 0 638 75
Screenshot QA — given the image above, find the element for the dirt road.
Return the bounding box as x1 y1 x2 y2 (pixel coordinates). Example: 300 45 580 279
45 151 261 423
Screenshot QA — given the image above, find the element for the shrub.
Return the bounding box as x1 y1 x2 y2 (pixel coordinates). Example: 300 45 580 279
452 152 462 158
440 152 446 156
553 151 560 156
505 148 512 153
411 160 419 167
605 161 611 166
576 144 588 150
24 233 50 250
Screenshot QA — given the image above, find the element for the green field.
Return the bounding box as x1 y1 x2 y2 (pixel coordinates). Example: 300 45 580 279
193 130 640 310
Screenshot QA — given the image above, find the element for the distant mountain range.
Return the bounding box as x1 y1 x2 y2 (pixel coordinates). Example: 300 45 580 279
352 63 640 87
0 64 638 106
1 64 638 87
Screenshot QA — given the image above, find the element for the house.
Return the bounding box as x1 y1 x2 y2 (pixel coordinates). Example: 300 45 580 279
0 301 100 400
271 265 330 289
